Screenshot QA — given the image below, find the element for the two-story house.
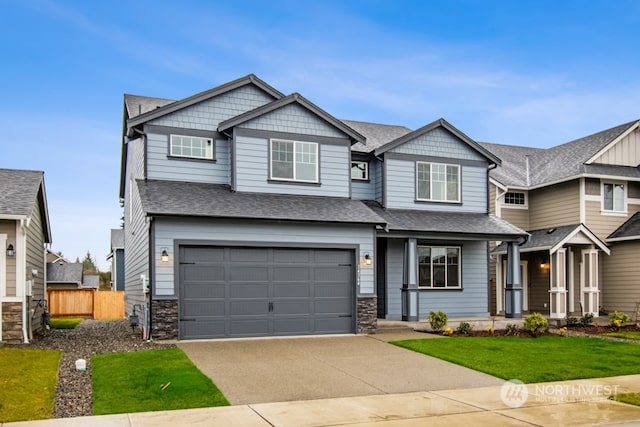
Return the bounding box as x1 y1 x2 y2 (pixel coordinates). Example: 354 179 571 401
483 120 640 320
119 74 527 340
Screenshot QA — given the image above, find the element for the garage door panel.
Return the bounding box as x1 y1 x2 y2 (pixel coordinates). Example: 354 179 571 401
315 299 352 314
313 250 352 264
314 267 351 282
273 283 310 298
230 319 270 336
230 300 269 316
230 283 269 298
183 283 225 298
229 266 269 282
183 247 225 262
273 249 310 263
273 300 312 315
314 283 351 298
274 318 312 334
273 267 309 282
183 266 225 282
315 317 352 333
181 320 226 338
182 300 226 317
230 248 268 262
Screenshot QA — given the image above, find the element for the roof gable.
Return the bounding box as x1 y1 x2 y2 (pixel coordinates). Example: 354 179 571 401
587 121 640 166
374 118 501 164
218 93 366 144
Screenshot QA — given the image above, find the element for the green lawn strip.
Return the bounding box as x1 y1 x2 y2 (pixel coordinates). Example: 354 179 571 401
92 348 229 415
392 336 640 383
614 393 640 406
0 348 61 422
603 331 640 340
49 317 83 329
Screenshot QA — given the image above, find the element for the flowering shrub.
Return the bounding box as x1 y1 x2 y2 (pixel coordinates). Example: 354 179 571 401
524 312 549 337
485 326 495 335
558 327 567 336
428 310 448 332
609 311 630 330
636 323 640 330
442 327 454 336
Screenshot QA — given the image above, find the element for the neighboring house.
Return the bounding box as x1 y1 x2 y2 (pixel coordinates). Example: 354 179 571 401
82 275 100 289
107 228 125 291
119 74 527 340
483 120 640 319
0 168 52 343
46 262 83 289
46 249 68 264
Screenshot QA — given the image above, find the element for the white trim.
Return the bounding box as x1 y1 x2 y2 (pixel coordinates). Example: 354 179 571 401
584 195 601 202
522 173 640 191
0 234 5 299
415 161 461 203
550 225 610 256
607 235 640 243
489 177 508 192
628 197 640 205
494 184 506 217
601 181 627 214
502 190 528 208
568 247 574 313
169 134 214 160
269 139 319 183
0 214 28 221
585 121 640 164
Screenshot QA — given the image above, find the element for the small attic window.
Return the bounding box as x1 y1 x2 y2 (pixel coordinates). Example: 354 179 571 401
504 191 527 206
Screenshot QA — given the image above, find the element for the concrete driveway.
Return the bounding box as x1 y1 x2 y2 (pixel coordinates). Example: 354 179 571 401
178 331 503 405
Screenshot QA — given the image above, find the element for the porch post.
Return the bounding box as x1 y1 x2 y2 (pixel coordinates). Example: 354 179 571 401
505 241 523 318
401 239 419 321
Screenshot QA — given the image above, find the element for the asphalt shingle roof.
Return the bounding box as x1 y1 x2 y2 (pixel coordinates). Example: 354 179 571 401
364 201 527 238
608 212 640 240
137 180 386 225
124 94 175 119
47 262 83 283
343 120 412 153
493 224 582 253
0 168 44 217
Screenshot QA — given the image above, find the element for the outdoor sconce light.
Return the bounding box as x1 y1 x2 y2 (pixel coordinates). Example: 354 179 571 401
6 244 14 257
364 253 372 265
160 249 169 263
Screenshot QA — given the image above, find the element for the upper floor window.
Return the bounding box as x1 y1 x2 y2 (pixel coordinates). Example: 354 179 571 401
603 182 625 212
270 139 318 182
351 161 369 181
170 135 214 160
504 191 526 206
418 246 460 288
416 162 460 202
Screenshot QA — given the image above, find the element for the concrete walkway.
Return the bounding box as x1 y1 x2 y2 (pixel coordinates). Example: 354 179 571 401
6 375 640 426
177 331 502 404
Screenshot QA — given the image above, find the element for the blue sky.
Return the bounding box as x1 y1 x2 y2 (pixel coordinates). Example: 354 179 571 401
2 0 640 270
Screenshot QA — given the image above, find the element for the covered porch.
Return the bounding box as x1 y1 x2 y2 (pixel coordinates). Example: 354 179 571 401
494 224 610 319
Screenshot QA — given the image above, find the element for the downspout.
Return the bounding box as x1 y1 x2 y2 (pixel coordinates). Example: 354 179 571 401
19 218 29 344
146 216 154 341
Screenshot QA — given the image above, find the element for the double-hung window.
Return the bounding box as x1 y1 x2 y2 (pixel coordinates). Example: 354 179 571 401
170 135 214 160
351 161 369 180
603 182 625 212
416 162 460 202
270 139 318 182
418 246 460 288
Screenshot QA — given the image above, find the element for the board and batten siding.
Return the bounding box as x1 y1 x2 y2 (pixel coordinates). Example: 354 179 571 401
145 132 230 185
385 158 487 212
0 221 16 296
234 135 350 197
592 129 640 167
153 218 376 297
602 241 640 316
148 85 275 131
385 238 490 319
585 200 640 241
124 138 149 315
528 181 580 230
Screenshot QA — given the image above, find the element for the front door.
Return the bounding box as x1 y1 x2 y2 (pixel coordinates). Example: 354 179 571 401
580 249 599 317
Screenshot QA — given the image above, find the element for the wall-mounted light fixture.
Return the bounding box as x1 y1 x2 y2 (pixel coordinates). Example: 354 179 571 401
539 260 549 270
6 244 14 257
161 249 169 263
364 253 372 266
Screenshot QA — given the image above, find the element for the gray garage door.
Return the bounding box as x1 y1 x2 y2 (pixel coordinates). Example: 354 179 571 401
179 246 355 339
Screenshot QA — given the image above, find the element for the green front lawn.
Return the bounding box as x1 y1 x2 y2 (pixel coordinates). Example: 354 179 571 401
614 393 640 406
92 348 229 415
0 348 61 422
603 331 640 341
393 336 640 383
49 317 83 329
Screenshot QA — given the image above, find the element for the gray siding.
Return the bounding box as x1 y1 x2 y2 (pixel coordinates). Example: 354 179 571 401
385 158 487 212
351 181 374 200
242 104 346 138
124 138 149 315
390 127 486 161
153 218 376 297
385 239 489 319
149 85 274 131
234 135 350 197
146 132 230 185
373 160 383 203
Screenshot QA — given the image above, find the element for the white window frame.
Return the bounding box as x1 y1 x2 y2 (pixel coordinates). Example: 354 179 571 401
602 181 626 213
270 139 319 183
416 162 460 203
351 161 369 181
503 191 528 208
417 246 461 289
169 134 214 160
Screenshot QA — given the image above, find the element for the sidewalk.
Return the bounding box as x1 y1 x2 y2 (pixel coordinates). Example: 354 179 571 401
6 375 640 427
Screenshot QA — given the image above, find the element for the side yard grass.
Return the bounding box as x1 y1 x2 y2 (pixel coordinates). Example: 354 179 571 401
392 336 640 383
49 317 83 329
603 331 640 341
0 348 60 422
92 348 229 415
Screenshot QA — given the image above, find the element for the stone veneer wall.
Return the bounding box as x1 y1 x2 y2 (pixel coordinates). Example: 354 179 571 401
2 302 23 343
151 299 178 340
357 296 377 334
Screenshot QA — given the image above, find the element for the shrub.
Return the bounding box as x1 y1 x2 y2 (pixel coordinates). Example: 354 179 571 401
609 311 630 330
505 323 520 336
558 327 568 336
524 312 549 337
579 313 594 327
456 322 473 335
485 326 495 335
442 327 454 336
565 317 579 327
428 311 448 332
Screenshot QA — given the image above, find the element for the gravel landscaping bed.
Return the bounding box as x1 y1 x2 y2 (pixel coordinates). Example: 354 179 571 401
28 319 174 418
